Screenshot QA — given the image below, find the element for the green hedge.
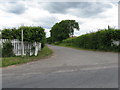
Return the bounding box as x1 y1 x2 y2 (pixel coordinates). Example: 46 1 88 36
2 26 46 48
62 29 120 52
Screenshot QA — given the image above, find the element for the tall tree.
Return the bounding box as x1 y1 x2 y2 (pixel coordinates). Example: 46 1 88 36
50 20 79 42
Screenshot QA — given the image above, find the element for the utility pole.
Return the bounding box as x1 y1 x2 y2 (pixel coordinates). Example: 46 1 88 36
21 26 24 57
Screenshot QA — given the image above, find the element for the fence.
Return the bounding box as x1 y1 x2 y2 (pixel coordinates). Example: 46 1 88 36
0 39 41 56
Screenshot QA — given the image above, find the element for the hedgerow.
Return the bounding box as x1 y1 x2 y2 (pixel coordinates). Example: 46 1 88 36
62 29 120 52
2 26 46 48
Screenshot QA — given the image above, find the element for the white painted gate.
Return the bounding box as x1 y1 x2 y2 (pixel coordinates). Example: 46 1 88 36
0 39 41 56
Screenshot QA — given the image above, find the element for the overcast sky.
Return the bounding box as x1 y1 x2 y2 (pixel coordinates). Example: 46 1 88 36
0 0 118 37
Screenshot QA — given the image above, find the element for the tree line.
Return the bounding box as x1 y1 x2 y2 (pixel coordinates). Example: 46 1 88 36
48 20 79 43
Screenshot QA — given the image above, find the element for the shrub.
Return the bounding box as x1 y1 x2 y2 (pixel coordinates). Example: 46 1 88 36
46 37 53 44
2 42 14 57
0 44 2 57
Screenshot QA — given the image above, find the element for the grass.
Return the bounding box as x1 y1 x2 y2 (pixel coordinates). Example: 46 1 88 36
0 45 53 67
53 43 94 51
53 43 118 53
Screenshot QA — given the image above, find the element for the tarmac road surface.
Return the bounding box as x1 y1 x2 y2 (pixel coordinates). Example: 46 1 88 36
2 45 118 88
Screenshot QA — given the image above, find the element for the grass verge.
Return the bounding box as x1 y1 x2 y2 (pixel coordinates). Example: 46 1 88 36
0 46 53 67
53 43 118 53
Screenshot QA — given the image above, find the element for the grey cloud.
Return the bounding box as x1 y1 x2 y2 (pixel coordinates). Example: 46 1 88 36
0 1 27 14
8 4 27 14
42 2 113 18
33 16 58 29
42 2 81 14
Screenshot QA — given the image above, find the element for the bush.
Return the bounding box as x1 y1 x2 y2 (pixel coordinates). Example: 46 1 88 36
0 45 2 57
46 37 53 44
41 37 46 49
2 42 14 57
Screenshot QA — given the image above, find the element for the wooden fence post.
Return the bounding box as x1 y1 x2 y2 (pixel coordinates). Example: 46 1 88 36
21 29 24 57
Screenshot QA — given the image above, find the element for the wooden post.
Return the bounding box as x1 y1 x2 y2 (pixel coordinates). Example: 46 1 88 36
118 1 120 29
21 29 24 57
